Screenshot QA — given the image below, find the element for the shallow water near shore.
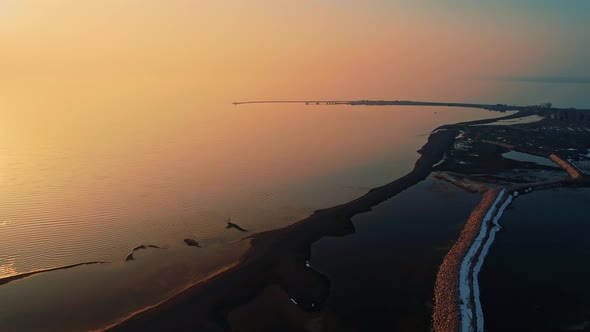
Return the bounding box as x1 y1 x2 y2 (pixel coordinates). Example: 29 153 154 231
0 105 500 275
480 188 590 332
0 105 502 330
0 241 249 331
310 176 481 330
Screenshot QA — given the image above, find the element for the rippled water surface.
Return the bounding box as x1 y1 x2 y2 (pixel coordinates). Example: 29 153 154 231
0 105 501 275
0 104 500 330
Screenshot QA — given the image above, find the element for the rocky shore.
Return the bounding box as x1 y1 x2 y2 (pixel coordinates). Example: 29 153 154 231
432 189 500 332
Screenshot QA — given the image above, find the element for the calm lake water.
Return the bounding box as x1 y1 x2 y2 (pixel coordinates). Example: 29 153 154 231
480 188 590 332
0 105 501 330
311 176 481 331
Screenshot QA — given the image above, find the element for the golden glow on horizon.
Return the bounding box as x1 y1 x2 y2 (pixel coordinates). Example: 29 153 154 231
0 0 574 176
0 1 569 182
0 0 566 105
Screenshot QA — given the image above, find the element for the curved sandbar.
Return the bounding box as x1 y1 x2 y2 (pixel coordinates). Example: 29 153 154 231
549 154 583 179
0 261 108 286
125 245 161 261
104 128 460 331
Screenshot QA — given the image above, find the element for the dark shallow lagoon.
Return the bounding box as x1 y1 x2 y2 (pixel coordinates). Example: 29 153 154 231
311 176 481 331
480 188 590 332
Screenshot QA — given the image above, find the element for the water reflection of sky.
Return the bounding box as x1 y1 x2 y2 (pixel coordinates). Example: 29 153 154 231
0 256 17 279
311 177 481 330
481 188 590 331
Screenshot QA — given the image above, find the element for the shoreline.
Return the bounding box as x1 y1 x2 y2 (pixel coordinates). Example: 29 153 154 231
432 189 500 332
104 126 461 331
0 261 108 287
233 99 590 114
98 106 590 331
104 111 552 331
459 189 511 332
433 130 589 331
1 108 554 331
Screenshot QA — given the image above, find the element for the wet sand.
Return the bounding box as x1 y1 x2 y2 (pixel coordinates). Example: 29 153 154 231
105 128 459 331
0 261 108 286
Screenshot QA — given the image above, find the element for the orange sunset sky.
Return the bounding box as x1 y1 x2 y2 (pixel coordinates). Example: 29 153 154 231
1 0 588 108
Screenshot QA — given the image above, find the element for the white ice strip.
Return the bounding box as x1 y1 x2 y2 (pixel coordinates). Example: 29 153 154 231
482 190 506 224
472 195 513 331
459 190 505 332
492 195 512 226
433 153 447 167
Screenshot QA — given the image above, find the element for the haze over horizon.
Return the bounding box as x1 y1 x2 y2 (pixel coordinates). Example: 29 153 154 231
1 0 589 111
